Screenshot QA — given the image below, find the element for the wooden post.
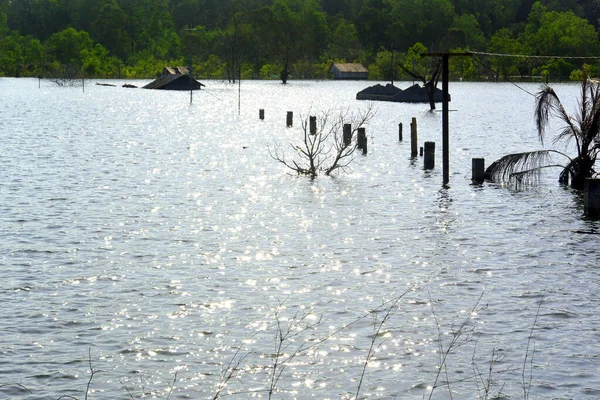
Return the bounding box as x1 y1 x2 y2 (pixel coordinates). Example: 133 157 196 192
472 158 485 183
343 124 352 146
410 117 418 157
286 111 293 127
259 109 265 120
584 178 600 218
309 116 317 134
357 127 367 154
424 142 435 169
399 123 403 141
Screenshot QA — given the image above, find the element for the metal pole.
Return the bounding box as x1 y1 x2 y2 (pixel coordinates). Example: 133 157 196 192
442 54 449 185
420 51 471 186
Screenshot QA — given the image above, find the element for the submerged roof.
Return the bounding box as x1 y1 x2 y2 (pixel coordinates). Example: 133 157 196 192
142 74 205 90
356 83 402 100
356 83 449 103
163 66 190 75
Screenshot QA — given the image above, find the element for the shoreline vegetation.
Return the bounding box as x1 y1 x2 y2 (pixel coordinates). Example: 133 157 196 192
1 1 600 83
1 292 543 400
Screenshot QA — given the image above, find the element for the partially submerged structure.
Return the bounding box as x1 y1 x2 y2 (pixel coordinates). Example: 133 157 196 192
329 63 368 80
356 83 449 103
143 66 205 91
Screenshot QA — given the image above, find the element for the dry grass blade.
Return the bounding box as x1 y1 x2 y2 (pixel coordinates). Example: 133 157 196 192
522 298 543 400
428 291 486 400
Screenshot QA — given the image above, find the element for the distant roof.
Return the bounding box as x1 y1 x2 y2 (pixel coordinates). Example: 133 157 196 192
356 83 402 98
143 74 205 90
356 83 449 103
330 63 368 73
163 66 190 75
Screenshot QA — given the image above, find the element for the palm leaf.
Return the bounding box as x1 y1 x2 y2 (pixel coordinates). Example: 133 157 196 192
535 86 578 149
485 150 571 186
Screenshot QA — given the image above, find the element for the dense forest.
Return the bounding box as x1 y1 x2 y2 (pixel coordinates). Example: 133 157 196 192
1 0 600 81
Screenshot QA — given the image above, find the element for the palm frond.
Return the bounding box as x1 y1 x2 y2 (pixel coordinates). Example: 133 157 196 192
535 86 574 146
581 79 600 151
485 150 571 186
553 125 581 147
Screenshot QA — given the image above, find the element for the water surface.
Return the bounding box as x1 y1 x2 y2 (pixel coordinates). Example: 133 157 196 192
1 78 598 399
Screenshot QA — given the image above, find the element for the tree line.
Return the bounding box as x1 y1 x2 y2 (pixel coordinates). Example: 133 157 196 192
1 0 600 81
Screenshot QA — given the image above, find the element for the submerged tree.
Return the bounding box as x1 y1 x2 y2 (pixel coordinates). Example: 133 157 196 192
269 106 376 179
398 43 443 111
485 76 600 190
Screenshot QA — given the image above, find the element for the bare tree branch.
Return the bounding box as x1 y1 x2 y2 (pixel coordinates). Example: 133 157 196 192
270 106 376 178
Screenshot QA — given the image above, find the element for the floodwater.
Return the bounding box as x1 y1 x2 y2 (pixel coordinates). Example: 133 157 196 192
1 77 599 399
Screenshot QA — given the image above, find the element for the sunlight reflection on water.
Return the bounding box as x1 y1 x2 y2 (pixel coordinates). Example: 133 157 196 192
0 78 599 399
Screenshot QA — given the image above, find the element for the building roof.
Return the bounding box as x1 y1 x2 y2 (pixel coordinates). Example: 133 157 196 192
356 83 449 103
142 74 205 90
163 66 190 75
330 63 368 73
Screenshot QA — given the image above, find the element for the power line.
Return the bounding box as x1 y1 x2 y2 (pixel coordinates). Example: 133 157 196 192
471 56 537 97
469 50 600 60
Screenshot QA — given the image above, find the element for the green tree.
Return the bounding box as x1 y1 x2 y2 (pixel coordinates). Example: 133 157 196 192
254 0 302 83
90 0 131 59
448 47 479 79
525 4 600 58
329 17 361 61
32 0 70 40
0 31 24 76
46 27 95 75
451 0 522 36
298 0 328 61
355 0 391 52
367 48 393 80
172 0 201 31
486 28 527 79
0 32 44 76
120 0 174 57
0 8 8 39
398 42 429 80
81 43 111 76
386 0 455 51
442 13 486 51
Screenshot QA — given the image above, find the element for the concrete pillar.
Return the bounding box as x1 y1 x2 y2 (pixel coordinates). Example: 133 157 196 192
584 178 600 218
357 127 367 154
424 142 435 169
343 124 352 146
472 158 485 183
309 116 317 134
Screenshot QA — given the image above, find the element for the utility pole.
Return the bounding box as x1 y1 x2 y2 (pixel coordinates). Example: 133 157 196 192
184 27 197 105
421 52 471 185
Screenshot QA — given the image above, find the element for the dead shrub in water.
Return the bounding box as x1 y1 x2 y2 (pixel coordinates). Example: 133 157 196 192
269 105 377 179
